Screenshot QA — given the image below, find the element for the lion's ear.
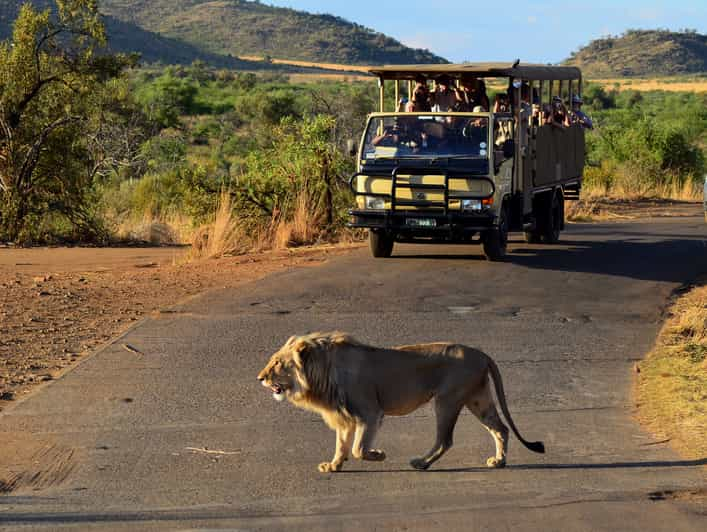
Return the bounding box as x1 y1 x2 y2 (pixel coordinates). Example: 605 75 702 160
291 339 309 368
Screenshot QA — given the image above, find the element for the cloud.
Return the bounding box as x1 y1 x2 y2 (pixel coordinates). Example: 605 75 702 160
528 15 537 24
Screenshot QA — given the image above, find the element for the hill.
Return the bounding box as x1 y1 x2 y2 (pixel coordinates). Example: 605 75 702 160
100 0 447 65
0 1 374 72
564 29 707 77
0 1 251 67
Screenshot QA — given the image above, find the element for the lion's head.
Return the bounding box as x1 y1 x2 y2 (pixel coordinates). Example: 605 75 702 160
257 332 358 405
257 336 304 402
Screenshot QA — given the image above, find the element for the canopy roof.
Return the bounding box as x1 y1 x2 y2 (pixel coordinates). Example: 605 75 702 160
369 63 582 81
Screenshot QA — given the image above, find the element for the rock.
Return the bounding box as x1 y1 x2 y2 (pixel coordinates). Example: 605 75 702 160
0 391 15 401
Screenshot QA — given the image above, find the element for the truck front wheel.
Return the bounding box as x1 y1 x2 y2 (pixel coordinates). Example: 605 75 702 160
369 229 394 258
483 204 509 261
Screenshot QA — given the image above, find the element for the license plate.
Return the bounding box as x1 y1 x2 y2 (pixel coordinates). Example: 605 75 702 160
406 218 436 228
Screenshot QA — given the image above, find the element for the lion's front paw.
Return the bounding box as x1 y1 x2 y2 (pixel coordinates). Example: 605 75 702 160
410 457 430 471
364 449 386 462
486 456 506 469
318 461 343 473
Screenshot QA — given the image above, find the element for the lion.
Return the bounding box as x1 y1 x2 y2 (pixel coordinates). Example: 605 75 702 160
257 332 545 473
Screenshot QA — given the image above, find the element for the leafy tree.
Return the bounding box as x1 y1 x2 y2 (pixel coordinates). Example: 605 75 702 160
0 0 132 242
235 115 351 238
135 69 199 128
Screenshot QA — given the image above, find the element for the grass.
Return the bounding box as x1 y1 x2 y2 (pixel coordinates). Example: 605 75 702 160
591 78 707 94
635 280 707 458
188 188 335 261
238 56 370 73
566 175 703 222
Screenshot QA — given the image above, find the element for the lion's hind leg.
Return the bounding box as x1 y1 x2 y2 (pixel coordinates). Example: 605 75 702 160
410 396 463 471
466 381 509 469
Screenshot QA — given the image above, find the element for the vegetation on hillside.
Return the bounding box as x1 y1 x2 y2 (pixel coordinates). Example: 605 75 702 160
1 0 354 70
565 29 707 77
100 0 447 65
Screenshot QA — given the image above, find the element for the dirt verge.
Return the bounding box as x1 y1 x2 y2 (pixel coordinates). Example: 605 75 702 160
634 277 707 459
0 243 361 410
567 198 701 222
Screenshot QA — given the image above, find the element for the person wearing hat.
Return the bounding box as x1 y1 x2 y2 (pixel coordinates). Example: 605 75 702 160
430 75 457 112
570 94 593 129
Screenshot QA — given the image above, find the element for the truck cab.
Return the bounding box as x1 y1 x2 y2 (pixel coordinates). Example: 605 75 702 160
348 63 585 260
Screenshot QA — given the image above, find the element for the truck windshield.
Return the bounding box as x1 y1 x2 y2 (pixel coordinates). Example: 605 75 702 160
362 115 490 160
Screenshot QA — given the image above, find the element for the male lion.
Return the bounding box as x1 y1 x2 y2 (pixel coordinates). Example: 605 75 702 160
257 332 545 473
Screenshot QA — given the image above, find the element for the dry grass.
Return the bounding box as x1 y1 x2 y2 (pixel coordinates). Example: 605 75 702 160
288 73 372 84
238 55 370 73
592 78 707 93
188 192 252 260
189 190 330 260
566 173 703 222
115 211 193 245
635 280 707 458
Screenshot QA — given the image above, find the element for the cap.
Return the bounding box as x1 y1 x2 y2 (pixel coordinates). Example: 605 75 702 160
571 94 583 104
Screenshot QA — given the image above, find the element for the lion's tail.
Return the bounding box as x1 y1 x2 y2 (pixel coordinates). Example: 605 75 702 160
487 357 545 454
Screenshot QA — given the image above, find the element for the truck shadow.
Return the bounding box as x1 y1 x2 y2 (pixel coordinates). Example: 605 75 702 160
394 234 707 283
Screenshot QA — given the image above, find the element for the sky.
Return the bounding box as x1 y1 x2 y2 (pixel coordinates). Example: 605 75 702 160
266 0 707 64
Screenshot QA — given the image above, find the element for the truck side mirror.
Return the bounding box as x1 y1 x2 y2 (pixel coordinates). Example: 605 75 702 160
346 139 357 157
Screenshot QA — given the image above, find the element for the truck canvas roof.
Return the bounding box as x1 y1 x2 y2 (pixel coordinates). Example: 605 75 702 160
369 62 581 81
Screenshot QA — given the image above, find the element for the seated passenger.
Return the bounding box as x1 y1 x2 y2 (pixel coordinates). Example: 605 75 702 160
431 75 457 112
476 80 490 111
407 76 431 112
493 93 510 113
552 96 571 127
455 77 490 111
569 94 593 129
372 124 403 147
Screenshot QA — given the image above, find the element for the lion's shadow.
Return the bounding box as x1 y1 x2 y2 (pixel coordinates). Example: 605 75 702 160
339 457 707 474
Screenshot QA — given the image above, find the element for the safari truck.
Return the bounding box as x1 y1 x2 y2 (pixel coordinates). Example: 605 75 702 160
348 63 585 260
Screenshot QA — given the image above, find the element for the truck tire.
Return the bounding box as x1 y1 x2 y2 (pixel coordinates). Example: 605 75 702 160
483 203 509 261
523 230 541 243
541 191 563 244
369 229 394 258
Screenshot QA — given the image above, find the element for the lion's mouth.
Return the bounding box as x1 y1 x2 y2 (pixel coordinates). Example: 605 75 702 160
270 384 283 395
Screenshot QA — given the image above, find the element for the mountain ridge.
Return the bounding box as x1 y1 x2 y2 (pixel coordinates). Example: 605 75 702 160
563 29 707 77
100 0 447 66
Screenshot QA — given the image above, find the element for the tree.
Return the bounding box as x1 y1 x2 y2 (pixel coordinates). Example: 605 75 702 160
0 0 132 242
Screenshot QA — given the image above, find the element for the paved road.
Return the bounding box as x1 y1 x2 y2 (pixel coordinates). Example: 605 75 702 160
1 213 706 531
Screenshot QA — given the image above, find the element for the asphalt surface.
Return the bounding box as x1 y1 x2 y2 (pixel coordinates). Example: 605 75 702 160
1 212 706 531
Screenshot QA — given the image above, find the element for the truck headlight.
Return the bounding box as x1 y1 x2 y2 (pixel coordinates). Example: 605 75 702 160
365 196 386 210
461 199 482 211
